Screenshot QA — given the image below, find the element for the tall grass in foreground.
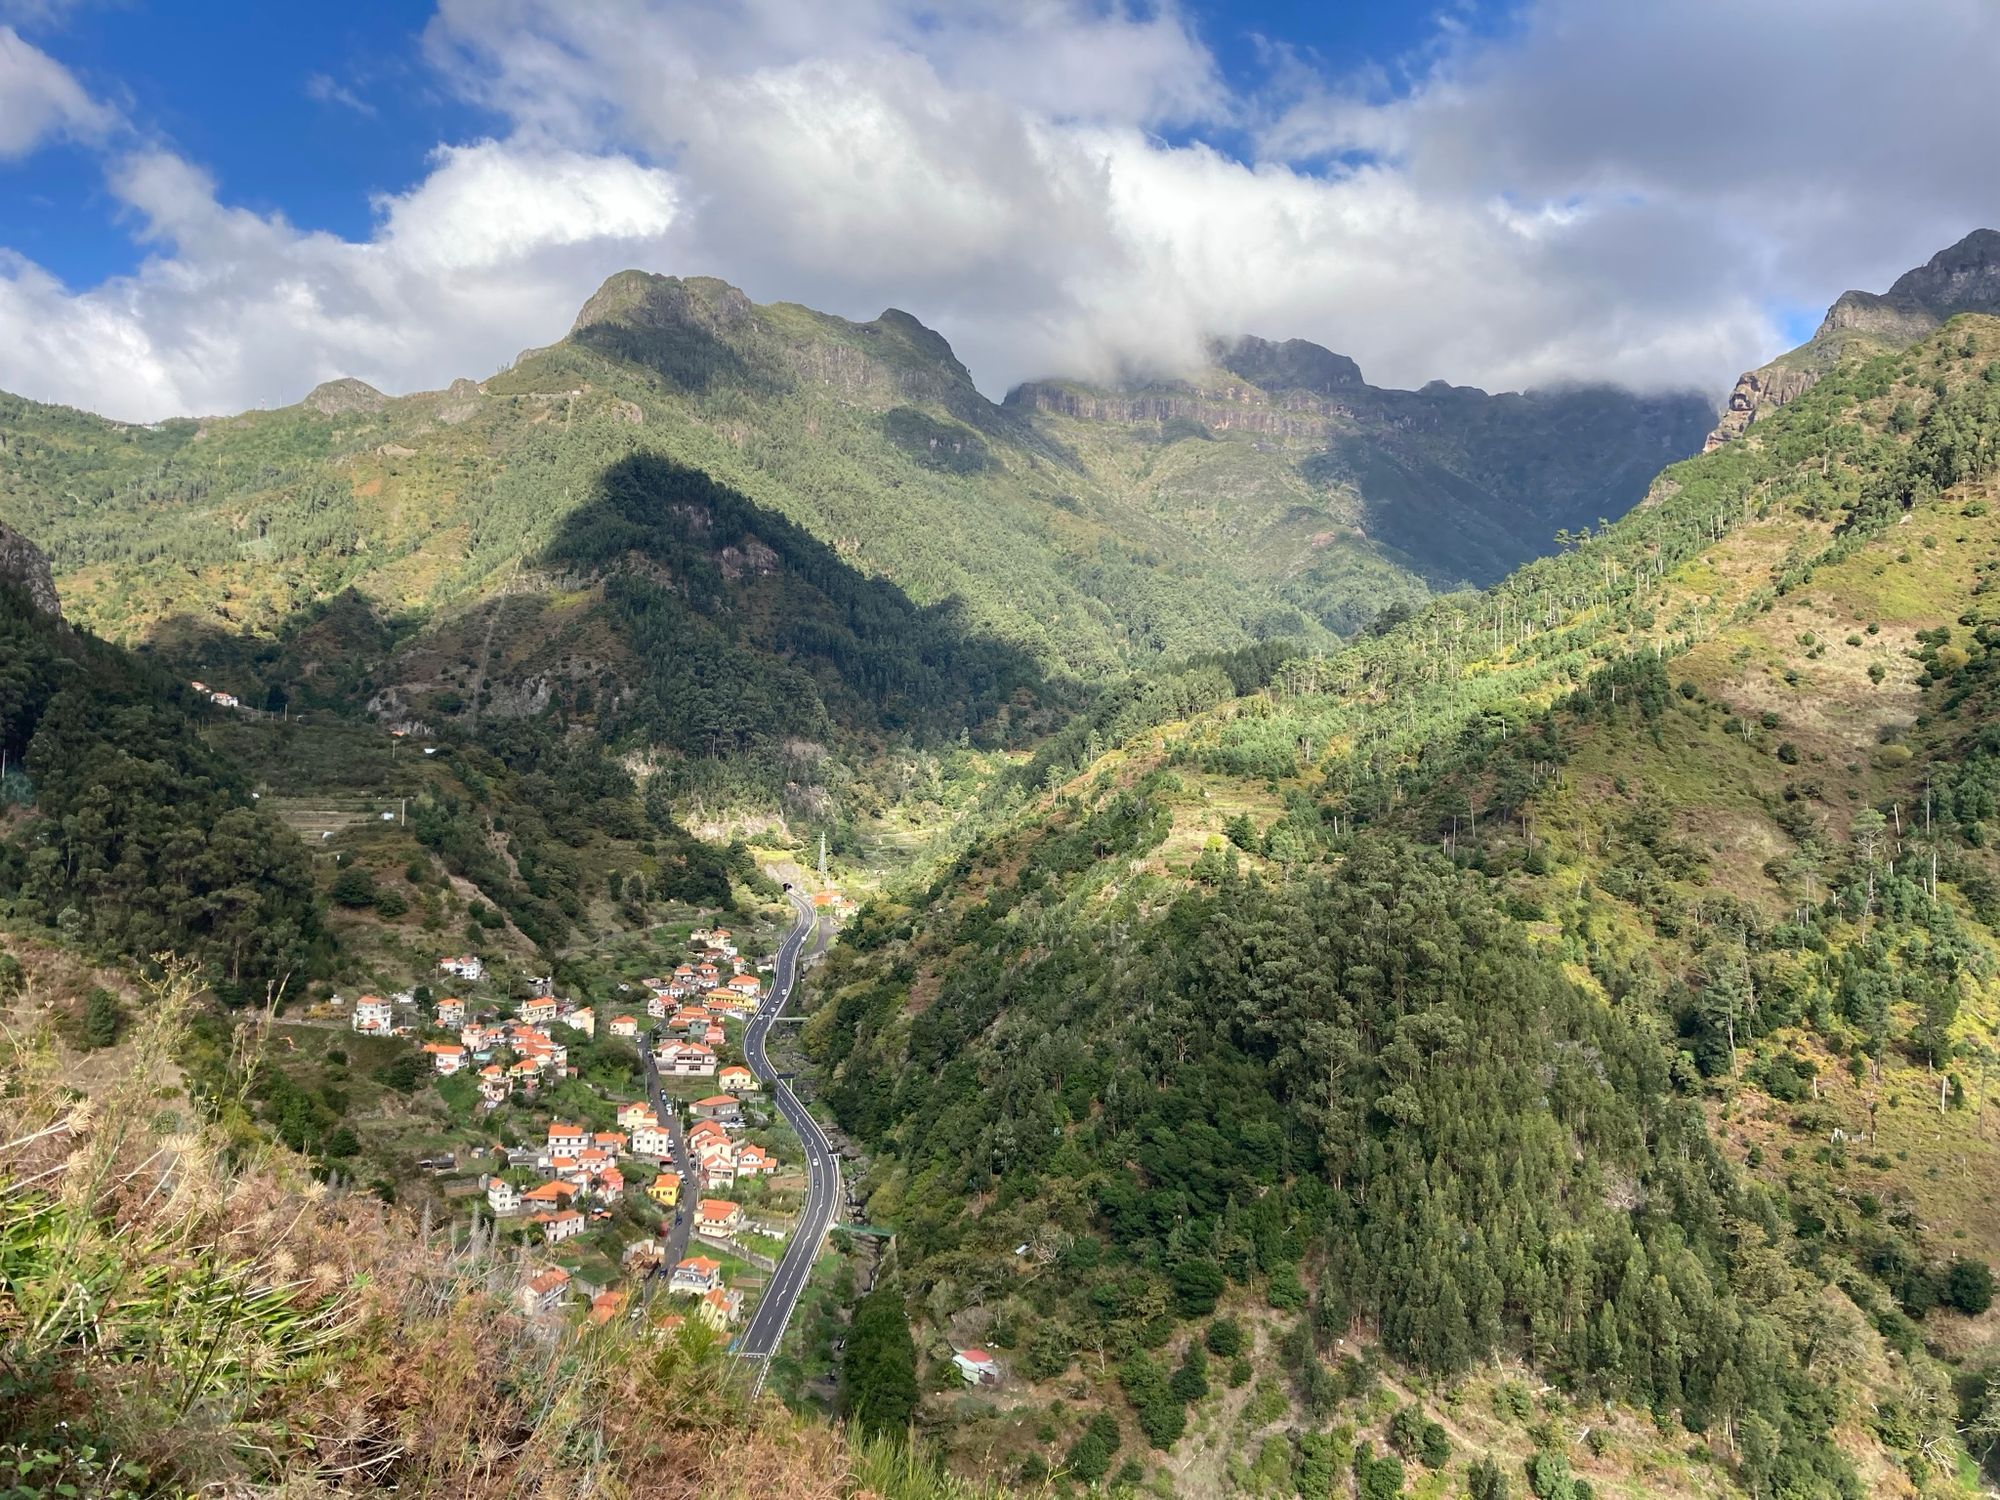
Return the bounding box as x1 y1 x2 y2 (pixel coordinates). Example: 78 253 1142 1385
0 963 1005 1497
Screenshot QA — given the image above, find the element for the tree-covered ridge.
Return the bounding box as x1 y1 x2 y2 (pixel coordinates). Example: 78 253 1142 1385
0 584 325 997
0 268 1709 778
808 316 2000 1496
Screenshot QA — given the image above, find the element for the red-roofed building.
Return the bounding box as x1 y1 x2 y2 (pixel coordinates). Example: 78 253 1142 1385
519 1266 570 1315
695 1198 743 1234
953 1348 1000 1386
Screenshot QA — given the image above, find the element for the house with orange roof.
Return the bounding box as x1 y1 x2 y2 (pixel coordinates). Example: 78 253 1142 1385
519 995 557 1025
695 1199 743 1235
692 1094 742 1125
519 1266 570 1315
616 1101 657 1130
646 993 670 1019
487 1177 521 1215
734 1143 779 1178
530 1208 586 1244
547 1122 589 1153
477 1065 509 1105
564 1006 595 1037
725 973 761 999
599 1168 625 1202
702 1023 726 1049
649 1173 681 1208
439 954 486 982
609 1014 638 1038
351 996 393 1033
671 1255 723 1294
521 1180 576 1208
718 1065 758 1093
435 997 466 1028
698 1287 743 1329
423 1041 467 1076
594 1130 628 1154
693 963 720 989
631 1121 674 1158
655 1312 687 1336
589 1289 629 1326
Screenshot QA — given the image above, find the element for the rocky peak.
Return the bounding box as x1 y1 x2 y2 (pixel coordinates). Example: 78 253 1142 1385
0 521 61 619
1707 229 2000 450
1211 334 1364 394
864 308 977 389
570 270 757 340
301 377 387 417
1881 227 2000 315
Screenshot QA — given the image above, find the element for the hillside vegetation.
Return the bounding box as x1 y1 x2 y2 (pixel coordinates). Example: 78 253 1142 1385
0 275 1704 804
802 314 2000 1496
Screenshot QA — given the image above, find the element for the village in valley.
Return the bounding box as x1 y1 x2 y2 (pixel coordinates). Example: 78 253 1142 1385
333 924 797 1343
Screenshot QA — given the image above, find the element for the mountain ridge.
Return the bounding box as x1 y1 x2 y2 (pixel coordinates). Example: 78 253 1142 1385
1707 227 2000 449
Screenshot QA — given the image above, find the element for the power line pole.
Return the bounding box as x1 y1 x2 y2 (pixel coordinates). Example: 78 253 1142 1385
818 831 827 881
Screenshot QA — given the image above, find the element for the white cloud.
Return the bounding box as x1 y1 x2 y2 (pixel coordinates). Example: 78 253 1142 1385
305 71 377 118
0 24 114 157
0 141 678 419
3 0 2000 420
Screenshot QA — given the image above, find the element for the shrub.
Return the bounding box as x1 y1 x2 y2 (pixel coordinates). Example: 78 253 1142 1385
1204 1317 1243 1357
330 867 378 908
1943 1259 1995 1315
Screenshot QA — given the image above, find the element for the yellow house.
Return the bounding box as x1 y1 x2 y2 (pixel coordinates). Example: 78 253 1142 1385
649 1174 681 1209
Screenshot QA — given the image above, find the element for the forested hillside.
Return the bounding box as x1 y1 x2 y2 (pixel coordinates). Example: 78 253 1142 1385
0 271 1705 802
803 314 2000 1496
0 574 324 1000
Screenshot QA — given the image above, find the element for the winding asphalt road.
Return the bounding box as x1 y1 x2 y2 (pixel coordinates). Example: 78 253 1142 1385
736 890 838 1374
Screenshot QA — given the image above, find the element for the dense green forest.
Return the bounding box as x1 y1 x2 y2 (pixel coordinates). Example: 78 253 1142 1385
0 583 325 999
809 315 2000 1495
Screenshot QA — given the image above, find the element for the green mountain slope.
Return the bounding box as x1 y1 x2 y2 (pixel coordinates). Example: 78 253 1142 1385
805 313 2000 1496
0 272 1707 762
1009 335 1713 590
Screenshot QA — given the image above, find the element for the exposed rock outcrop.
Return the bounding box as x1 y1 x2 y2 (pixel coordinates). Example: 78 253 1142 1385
1706 228 2000 450
0 521 61 619
302 377 388 417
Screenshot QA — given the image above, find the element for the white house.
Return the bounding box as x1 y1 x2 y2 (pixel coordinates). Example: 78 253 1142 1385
658 1043 717 1078
630 1122 675 1159
520 1266 570 1315
670 1255 723 1295
547 1122 590 1154
424 1041 467 1076
486 1178 521 1216
351 996 393 1033
952 1349 1000 1386
532 1209 587 1244
439 955 485 982
434 997 466 1028
717 1065 759 1094
610 1015 639 1039
565 1006 596 1037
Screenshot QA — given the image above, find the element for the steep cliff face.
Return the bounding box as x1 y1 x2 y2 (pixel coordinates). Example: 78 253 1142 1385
1008 340 1711 586
1706 228 2000 449
0 521 60 619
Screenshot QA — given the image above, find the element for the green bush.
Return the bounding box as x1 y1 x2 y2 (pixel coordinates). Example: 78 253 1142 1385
330 866 378 908
1204 1317 1243 1357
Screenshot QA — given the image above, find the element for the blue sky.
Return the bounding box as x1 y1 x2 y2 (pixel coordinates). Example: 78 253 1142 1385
5 1 1493 287
0 1 1992 420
